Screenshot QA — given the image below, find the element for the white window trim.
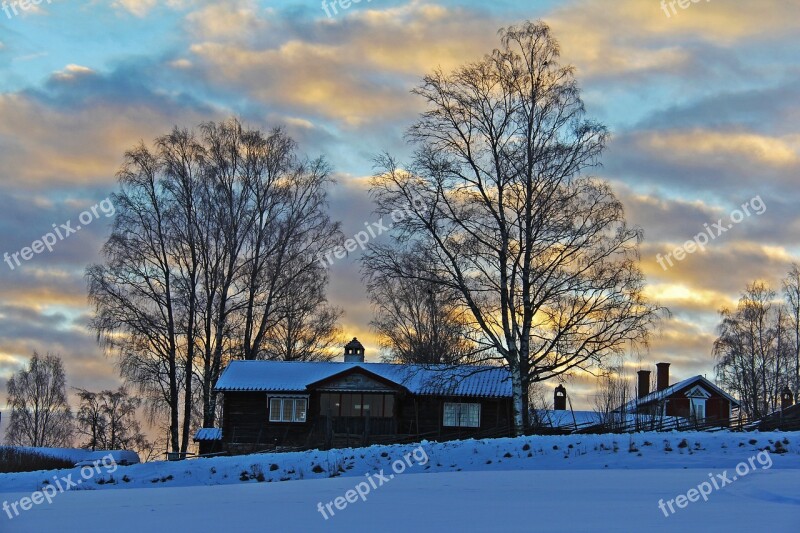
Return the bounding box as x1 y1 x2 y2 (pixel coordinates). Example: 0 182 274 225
269 396 308 423
684 386 711 399
690 397 706 421
443 402 481 428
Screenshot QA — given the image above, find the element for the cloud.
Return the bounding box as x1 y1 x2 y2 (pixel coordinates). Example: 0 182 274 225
0 62 220 191
181 1 499 126
549 0 800 81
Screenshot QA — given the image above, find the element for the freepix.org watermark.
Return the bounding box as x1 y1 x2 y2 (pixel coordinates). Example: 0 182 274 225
2 454 118 520
3 197 115 271
656 195 766 271
321 0 375 19
2 0 51 20
316 445 429 520
660 0 711 19
657 450 772 517
316 195 425 268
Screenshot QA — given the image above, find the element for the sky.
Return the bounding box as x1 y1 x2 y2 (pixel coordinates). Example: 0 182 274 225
0 0 799 412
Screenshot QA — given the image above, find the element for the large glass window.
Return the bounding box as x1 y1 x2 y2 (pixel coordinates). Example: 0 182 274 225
320 393 339 416
341 393 359 416
319 393 393 418
443 402 481 427
269 397 307 423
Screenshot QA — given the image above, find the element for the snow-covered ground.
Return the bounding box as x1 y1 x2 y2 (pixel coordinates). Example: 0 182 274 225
1 431 798 531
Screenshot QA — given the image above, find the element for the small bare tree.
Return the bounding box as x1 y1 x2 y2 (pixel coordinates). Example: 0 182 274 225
593 367 631 431
75 388 148 452
5 353 73 447
365 250 480 365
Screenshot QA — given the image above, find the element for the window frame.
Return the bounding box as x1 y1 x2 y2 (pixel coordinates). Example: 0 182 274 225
443 402 481 428
268 396 308 423
318 392 394 418
690 397 706 421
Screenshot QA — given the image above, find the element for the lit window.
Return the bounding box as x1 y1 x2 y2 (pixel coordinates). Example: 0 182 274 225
443 402 481 427
269 397 308 423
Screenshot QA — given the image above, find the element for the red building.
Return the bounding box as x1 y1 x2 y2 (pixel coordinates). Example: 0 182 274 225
621 363 739 426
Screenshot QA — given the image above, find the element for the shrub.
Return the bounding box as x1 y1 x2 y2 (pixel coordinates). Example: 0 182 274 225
0 447 74 473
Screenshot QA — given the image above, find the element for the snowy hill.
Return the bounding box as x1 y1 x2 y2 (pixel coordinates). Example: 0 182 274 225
1 432 799 531
0 431 797 492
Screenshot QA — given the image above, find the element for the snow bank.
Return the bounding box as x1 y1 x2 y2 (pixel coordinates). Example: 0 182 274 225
0 431 797 493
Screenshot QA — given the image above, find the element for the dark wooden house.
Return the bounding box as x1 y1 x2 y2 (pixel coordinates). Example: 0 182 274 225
619 363 739 426
200 339 513 454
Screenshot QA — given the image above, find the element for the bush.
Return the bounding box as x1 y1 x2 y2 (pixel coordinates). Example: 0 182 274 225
0 447 74 473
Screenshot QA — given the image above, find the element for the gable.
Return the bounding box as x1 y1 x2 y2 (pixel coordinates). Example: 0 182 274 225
310 368 401 392
682 385 712 399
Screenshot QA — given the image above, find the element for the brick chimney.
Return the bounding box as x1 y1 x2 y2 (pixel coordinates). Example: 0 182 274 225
344 338 365 363
554 385 567 410
656 362 670 392
637 370 651 399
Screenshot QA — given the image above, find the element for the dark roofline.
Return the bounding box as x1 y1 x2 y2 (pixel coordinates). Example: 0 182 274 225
214 360 512 398
306 365 409 392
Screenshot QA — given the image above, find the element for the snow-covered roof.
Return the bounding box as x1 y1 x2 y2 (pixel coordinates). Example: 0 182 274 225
533 410 600 429
193 428 222 441
618 375 740 412
215 361 512 399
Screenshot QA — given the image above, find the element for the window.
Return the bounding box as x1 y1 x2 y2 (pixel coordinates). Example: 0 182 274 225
269 397 307 423
691 398 705 421
319 393 394 418
443 402 481 428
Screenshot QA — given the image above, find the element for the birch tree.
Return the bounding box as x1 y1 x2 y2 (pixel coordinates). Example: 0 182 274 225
367 21 661 435
88 119 342 450
714 282 793 419
5 353 73 447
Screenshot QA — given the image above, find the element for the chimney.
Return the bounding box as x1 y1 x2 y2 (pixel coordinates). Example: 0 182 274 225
656 362 670 392
344 337 365 363
554 384 567 411
781 387 794 410
637 370 651 399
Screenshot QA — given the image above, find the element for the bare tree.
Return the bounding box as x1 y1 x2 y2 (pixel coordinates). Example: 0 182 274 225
714 282 793 419
365 250 479 365
367 21 661 434
593 367 631 431
88 119 343 451
75 388 148 452
87 137 188 453
261 278 343 361
5 353 73 447
783 263 800 400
